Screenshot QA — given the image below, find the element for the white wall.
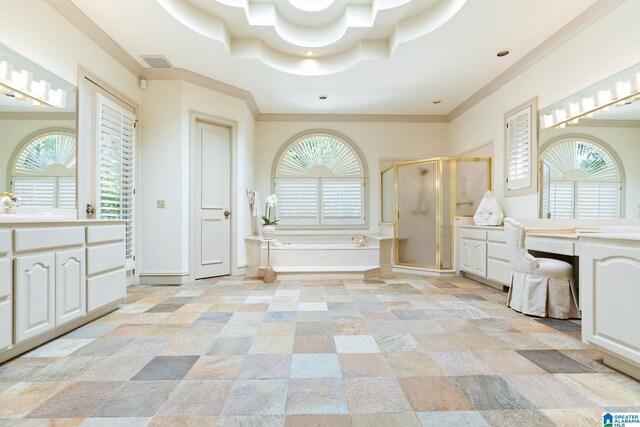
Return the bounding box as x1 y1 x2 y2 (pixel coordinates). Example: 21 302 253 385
448 0 640 218
138 80 256 279
0 119 76 192
255 121 449 233
540 125 640 219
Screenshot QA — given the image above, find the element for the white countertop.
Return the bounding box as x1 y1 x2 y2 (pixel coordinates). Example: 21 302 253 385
0 215 124 225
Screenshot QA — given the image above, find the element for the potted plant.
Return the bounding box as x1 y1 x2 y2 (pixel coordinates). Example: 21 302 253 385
0 193 18 214
261 194 278 240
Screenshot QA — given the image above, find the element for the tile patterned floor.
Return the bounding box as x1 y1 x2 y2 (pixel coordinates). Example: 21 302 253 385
1 273 639 426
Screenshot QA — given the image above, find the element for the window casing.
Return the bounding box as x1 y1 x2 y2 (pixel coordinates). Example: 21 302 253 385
540 138 622 219
274 133 366 227
504 98 538 197
11 131 76 209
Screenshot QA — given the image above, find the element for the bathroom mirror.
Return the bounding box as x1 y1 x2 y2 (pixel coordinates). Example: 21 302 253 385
538 63 640 219
0 43 77 213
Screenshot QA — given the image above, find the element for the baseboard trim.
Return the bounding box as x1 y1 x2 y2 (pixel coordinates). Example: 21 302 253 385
139 273 191 285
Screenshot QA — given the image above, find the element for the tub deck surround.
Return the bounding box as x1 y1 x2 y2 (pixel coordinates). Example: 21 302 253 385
0 273 637 425
0 219 127 364
246 234 392 280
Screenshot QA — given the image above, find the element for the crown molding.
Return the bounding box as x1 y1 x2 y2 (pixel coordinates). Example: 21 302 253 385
446 0 627 122
0 112 77 120
141 68 260 117
45 0 626 125
258 113 448 123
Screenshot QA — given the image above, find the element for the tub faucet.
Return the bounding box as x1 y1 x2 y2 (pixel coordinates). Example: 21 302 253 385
352 235 368 248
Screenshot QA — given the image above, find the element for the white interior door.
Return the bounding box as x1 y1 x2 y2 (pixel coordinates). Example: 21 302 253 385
192 121 231 279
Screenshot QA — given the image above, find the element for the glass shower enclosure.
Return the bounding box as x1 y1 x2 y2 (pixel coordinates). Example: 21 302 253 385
389 157 491 271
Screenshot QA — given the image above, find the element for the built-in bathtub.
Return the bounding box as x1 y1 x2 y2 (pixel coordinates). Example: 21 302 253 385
245 234 392 279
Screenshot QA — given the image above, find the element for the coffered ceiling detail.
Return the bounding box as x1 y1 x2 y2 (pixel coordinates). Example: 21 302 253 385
157 0 467 75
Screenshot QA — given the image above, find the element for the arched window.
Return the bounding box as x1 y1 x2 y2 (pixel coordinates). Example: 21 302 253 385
11 131 76 209
540 137 622 219
274 133 366 226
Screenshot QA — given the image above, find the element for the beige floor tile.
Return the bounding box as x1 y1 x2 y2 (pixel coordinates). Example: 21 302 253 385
185 356 245 380
0 382 69 418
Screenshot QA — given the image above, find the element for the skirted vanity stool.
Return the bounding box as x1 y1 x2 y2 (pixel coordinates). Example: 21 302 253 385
503 217 580 319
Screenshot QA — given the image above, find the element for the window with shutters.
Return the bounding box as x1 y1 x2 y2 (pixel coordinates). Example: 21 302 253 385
11 131 76 209
540 137 622 219
274 133 366 227
504 98 538 196
97 94 136 263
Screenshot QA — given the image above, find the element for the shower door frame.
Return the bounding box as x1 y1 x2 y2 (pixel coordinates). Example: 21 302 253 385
393 157 492 271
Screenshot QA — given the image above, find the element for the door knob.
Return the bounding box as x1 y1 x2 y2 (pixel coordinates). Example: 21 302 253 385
224 210 231 218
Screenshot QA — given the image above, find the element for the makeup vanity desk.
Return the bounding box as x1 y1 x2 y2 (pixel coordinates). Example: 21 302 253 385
455 218 640 381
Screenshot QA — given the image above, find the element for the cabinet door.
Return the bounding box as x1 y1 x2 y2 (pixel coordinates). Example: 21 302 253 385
460 238 474 272
15 253 55 343
472 242 487 276
0 259 11 350
56 249 86 326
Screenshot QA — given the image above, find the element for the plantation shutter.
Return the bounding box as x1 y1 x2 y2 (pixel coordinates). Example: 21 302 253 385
506 106 531 190
321 178 364 225
97 94 135 264
576 182 620 219
13 177 56 207
549 182 574 219
275 179 319 225
57 177 76 210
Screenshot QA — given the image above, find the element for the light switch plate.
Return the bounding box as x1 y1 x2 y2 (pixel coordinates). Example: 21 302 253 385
157 200 165 209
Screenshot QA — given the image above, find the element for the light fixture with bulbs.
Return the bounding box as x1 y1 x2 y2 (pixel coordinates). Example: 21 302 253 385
540 70 640 130
0 60 67 108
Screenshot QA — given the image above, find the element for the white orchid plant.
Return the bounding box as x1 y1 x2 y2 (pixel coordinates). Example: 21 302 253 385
0 192 18 210
261 194 279 226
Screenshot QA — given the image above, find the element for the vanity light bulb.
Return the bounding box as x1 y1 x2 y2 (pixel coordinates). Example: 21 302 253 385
0 61 13 83
569 102 580 117
554 108 567 123
581 97 595 112
17 69 32 92
597 89 612 106
33 79 50 101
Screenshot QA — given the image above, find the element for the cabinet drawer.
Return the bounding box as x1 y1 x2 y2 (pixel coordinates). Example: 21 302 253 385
87 268 126 311
487 230 506 243
487 258 512 286
87 243 126 276
87 225 125 244
487 241 509 261
14 227 84 253
459 228 487 241
527 236 575 256
0 300 11 350
0 259 10 299
0 230 10 254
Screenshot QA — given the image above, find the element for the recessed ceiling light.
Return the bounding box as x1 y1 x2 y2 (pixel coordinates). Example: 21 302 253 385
432 100 442 104
319 95 327 100
496 49 511 57
305 50 315 57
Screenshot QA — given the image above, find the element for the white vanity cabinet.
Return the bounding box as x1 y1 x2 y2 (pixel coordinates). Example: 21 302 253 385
459 228 487 277
56 248 86 326
0 220 126 363
15 253 56 342
0 230 12 350
580 235 640 380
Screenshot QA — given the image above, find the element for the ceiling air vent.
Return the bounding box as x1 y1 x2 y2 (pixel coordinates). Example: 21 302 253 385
140 55 174 69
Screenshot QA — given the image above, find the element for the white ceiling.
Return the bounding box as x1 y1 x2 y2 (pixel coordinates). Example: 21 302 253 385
70 0 597 115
